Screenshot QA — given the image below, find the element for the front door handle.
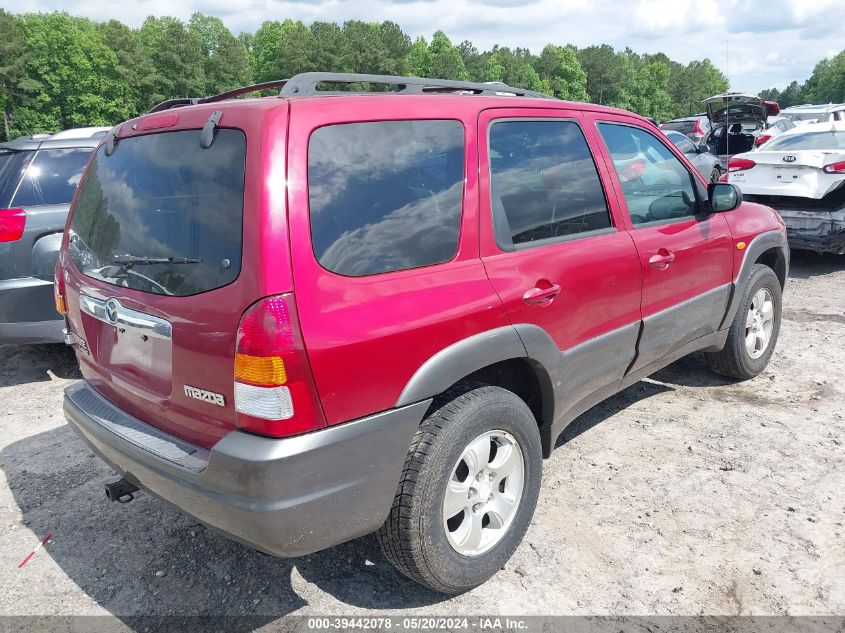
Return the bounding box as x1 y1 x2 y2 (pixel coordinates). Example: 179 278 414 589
648 249 676 270
523 283 561 305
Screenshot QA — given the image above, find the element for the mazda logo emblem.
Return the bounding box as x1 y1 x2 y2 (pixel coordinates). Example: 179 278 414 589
105 299 119 325
783 155 796 163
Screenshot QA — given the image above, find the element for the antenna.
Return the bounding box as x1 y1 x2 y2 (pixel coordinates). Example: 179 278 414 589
725 39 730 163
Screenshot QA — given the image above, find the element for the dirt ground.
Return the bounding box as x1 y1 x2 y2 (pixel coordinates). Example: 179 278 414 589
0 251 843 623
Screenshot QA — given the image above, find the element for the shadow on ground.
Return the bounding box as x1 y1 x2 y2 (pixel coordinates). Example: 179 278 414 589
1 424 446 627
0 344 80 387
787 250 844 280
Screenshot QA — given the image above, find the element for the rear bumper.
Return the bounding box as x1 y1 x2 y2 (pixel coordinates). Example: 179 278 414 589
64 381 430 557
0 277 63 344
777 208 845 254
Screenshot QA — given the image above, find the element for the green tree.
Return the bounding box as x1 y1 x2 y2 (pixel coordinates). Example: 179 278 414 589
403 37 432 77
13 13 128 136
99 19 157 115
189 13 250 93
427 31 468 80
578 44 629 105
251 19 317 83
310 21 349 72
139 16 206 102
536 44 588 101
458 40 485 81
803 51 845 103
487 46 550 94
668 58 728 117
0 10 27 140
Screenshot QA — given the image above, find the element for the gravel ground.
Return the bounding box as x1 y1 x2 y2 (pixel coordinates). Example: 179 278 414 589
0 251 843 623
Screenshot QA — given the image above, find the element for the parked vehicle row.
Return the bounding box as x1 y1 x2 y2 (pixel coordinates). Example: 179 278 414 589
780 103 845 126
54 72 788 594
0 128 110 344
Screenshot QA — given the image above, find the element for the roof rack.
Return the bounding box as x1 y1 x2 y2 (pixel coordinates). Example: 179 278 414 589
278 72 554 99
148 72 553 112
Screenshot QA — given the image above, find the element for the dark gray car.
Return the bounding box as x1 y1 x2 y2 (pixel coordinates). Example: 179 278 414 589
663 129 723 182
0 127 109 344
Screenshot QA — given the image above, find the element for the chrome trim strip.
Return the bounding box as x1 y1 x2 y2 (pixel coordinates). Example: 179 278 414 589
79 295 172 340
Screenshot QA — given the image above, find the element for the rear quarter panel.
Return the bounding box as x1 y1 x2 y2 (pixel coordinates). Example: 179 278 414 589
286 97 511 425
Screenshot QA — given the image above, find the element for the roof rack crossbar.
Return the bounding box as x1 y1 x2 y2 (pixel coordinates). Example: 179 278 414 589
278 72 554 100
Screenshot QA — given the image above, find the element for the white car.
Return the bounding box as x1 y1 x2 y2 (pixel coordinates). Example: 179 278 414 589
726 122 845 254
780 103 845 126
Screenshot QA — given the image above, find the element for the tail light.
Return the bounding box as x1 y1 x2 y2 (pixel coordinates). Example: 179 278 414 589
719 171 729 183
54 261 67 315
822 160 845 174
693 119 704 138
754 134 772 147
0 208 25 242
234 293 326 438
728 157 756 173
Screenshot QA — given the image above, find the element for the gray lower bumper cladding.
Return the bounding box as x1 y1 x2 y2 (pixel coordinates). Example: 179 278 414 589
64 381 430 557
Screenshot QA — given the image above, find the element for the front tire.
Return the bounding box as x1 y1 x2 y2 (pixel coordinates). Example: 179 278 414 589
706 264 782 380
377 385 542 593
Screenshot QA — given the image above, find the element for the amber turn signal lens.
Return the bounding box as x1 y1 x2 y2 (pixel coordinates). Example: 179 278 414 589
54 293 66 315
235 353 287 386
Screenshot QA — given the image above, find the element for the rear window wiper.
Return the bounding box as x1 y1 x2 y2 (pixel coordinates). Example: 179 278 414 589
113 254 202 268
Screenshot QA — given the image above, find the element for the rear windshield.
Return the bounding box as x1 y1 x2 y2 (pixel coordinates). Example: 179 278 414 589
662 121 696 134
68 129 246 297
11 148 93 207
765 131 845 151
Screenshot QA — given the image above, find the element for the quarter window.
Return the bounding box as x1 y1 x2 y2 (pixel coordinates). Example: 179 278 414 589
488 119 612 249
308 120 464 277
598 123 699 226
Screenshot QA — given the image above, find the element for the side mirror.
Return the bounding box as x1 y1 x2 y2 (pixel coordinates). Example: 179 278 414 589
708 182 742 212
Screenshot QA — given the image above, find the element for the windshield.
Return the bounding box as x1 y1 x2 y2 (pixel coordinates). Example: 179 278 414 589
68 128 246 297
782 113 823 123
765 131 845 151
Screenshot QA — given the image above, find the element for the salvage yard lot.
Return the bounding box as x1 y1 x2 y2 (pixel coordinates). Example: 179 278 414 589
0 252 843 620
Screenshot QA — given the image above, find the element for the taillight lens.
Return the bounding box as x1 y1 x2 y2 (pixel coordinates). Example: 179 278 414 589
234 294 326 438
54 261 67 315
728 157 756 172
754 134 771 147
0 208 25 242
822 160 845 174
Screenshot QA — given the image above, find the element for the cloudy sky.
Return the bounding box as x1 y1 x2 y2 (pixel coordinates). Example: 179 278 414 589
6 0 844 94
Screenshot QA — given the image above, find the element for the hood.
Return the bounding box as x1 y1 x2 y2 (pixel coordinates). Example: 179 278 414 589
705 94 778 124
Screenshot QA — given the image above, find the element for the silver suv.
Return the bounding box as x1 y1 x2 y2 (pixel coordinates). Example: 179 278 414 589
0 127 109 344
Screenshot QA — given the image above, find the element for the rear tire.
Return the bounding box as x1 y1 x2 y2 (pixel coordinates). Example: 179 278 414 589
706 264 782 380
377 385 542 594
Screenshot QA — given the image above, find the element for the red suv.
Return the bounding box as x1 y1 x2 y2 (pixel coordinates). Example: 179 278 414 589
58 73 789 593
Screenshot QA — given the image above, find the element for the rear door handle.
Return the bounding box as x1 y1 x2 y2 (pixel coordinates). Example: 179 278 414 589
523 283 561 305
648 249 675 270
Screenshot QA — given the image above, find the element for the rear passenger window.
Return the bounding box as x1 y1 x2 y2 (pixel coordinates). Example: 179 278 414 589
598 123 699 226
11 148 92 207
308 120 464 277
488 120 611 250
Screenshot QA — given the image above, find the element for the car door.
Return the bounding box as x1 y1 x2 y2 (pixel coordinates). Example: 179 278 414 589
586 114 734 373
478 108 643 419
